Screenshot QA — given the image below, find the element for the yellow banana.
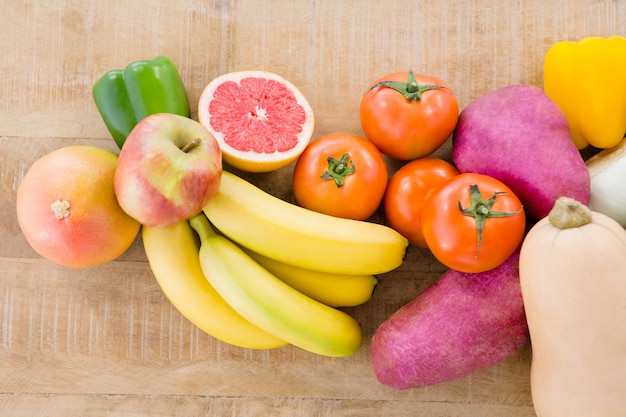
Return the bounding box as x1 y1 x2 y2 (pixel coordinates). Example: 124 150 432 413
244 249 378 307
190 213 363 357
203 171 408 275
142 220 287 350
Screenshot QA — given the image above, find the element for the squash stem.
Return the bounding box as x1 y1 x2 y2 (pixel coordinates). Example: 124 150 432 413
548 197 592 229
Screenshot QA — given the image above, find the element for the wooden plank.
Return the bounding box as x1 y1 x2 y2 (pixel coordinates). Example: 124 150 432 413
0 394 537 417
1 0 624 139
0 256 532 404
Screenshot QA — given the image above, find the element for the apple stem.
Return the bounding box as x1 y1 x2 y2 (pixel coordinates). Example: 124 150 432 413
180 138 201 153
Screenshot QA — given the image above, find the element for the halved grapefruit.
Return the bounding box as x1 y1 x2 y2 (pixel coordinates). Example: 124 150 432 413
198 71 315 173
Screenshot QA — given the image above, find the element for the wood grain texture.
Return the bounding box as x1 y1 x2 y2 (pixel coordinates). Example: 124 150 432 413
1 0 624 415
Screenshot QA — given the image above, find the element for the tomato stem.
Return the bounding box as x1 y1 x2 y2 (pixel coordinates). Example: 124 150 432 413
368 70 448 101
457 184 522 257
320 153 355 187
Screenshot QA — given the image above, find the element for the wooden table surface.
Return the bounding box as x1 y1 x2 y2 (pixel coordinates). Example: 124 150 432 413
1 1 624 415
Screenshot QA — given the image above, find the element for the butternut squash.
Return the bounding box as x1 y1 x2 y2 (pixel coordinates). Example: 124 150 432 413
519 197 626 417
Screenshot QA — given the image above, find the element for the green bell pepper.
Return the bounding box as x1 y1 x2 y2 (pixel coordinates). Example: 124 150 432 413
92 55 190 149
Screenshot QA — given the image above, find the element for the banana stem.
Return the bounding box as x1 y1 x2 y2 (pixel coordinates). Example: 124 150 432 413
189 213 215 242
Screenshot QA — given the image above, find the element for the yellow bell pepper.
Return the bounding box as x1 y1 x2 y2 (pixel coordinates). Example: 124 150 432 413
543 36 626 150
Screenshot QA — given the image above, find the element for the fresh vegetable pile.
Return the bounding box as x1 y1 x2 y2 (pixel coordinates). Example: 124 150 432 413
15 35 626 415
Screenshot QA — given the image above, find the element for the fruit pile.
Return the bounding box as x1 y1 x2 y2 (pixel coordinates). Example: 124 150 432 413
16 59 409 359
143 170 407 357
14 36 626 414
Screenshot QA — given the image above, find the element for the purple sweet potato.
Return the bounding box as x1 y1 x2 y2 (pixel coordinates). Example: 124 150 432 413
452 84 590 221
370 251 528 389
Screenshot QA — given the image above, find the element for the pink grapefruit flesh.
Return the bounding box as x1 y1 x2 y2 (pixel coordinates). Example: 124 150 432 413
198 71 315 173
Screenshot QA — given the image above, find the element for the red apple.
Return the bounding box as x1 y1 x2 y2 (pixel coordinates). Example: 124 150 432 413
114 113 222 228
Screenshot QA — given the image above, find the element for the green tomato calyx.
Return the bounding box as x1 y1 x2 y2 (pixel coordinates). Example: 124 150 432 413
321 153 355 187
458 184 522 257
369 70 447 101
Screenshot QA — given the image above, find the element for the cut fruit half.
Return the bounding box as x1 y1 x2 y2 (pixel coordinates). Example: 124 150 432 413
198 71 315 173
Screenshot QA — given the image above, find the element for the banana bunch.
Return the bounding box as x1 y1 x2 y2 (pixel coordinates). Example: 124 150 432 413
189 214 363 357
203 171 408 275
142 220 286 349
142 170 408 357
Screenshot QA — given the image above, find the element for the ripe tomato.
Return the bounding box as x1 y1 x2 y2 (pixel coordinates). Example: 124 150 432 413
384 158 459 248
422 173 526 273
292 133 388 220
360 71 459 161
